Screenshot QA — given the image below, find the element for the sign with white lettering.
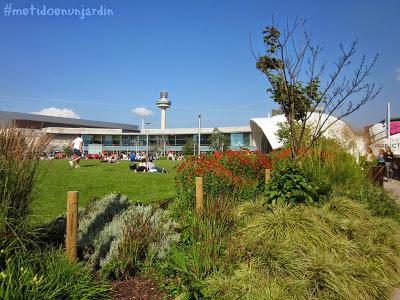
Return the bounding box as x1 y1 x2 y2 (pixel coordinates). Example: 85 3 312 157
370 134 400 156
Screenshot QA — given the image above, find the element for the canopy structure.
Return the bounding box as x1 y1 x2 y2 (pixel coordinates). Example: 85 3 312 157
250 113 360 154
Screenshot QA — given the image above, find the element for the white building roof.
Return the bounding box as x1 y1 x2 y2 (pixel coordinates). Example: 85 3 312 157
41 126 251 135
250 113 359 153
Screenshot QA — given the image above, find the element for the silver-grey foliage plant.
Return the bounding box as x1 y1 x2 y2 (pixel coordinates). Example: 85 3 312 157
77 193 179 272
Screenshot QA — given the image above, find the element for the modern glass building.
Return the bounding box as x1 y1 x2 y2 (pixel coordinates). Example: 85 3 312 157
78 129 253 153
0 110 255 154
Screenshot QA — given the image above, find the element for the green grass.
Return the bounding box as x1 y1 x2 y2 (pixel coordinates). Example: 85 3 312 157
33 159 179 223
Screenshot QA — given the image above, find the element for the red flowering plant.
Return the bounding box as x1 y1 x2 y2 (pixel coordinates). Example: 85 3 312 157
174 149 271 212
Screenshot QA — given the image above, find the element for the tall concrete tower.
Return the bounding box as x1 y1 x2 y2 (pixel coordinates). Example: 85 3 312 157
156 91 171 129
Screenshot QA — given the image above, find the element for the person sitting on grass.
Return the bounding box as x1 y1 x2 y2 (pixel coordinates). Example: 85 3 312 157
137 158 148 172
146 158 168 173
129 163 137 172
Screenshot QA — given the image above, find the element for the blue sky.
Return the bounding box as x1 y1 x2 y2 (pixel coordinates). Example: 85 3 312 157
0 0 399 128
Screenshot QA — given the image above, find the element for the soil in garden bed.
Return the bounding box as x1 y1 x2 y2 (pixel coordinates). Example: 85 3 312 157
111 276 168 300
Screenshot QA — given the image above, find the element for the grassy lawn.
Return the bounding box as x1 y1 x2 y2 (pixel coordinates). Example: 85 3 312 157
33 159 179 223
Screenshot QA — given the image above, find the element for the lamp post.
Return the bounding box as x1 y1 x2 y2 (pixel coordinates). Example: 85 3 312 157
145 122 151 157
198 114 201 157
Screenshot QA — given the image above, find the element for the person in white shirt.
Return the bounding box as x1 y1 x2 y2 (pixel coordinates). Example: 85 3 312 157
69 134 83 168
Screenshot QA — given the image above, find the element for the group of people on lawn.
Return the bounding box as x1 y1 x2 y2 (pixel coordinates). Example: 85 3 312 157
129 158 167 173
68 134 167 173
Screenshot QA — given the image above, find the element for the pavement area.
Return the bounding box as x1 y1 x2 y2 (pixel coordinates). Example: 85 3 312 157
394 289 400 300
384 179 400 200
384 180 400 300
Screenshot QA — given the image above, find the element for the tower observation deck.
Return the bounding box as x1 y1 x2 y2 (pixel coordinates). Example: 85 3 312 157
156 91 171 130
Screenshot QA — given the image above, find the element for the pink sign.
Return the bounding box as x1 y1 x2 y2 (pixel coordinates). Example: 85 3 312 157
391 121 400 135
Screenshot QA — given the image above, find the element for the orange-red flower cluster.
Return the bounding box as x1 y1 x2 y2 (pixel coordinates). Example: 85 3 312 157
176 149 272 201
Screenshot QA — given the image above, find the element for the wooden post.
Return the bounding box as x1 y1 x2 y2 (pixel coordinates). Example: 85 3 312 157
195 177 204 215
66 191 78 261
265 168 271 184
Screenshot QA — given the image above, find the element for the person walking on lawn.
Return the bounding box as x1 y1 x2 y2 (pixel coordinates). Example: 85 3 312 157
69 134 83 168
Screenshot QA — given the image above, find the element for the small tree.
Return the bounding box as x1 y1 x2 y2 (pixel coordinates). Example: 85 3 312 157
63 145 73 157
182 137 195 155
208 128 230 152
255 19 380 158
276 121 312 147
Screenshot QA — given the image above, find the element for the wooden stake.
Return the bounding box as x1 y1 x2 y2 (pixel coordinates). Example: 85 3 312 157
265 168 271 183
195 177 204 215
66 191 78 261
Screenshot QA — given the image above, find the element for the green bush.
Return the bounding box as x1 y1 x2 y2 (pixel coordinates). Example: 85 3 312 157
0 248 110 300
264 158 326 205
203 198 400 299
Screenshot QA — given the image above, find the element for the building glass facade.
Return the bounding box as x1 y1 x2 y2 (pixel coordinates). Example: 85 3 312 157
81 132 253 153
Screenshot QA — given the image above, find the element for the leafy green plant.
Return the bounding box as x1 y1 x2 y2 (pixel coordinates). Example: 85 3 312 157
264 158 325 205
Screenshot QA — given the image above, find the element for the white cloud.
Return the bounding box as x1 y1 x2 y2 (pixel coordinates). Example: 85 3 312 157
396 68 400 81
131 107 153 117
31 107 80 119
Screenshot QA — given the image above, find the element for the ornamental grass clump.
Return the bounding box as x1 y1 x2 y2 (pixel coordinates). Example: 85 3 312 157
203 197 400 300
0 126 51 231
0 248 110 299
175 149 271 212
168 195 236 298
300 138 366 192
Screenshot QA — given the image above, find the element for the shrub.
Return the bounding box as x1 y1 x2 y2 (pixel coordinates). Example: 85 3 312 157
0 248 110 299
77 195 179 279
264 158 326 205
175 150 271 212
62 145 73 157
0 126 51 231
78 193 131 254
96 205 179 279
203 198 400 299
